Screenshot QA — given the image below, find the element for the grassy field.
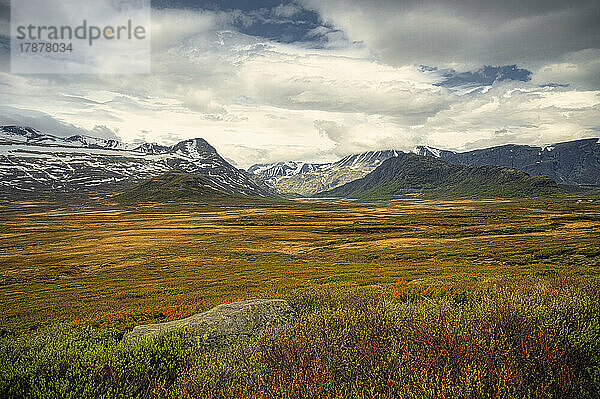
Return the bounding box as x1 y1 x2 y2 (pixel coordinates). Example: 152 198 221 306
0 196 598 334
1 196 600 397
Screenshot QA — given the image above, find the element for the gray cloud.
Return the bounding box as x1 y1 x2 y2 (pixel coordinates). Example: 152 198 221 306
301 0 600 72
434 65 532 88
0 3 598 167
0 106 120 140
532 49 600 90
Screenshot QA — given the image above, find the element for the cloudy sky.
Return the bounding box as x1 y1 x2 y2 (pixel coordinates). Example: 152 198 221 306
0 0 599 168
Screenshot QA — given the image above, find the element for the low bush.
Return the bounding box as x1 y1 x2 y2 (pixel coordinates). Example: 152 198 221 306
180 278 600 398
2 277 599 398
0 327 191 398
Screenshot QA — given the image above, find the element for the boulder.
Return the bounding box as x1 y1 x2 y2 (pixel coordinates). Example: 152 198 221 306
127 298 296 348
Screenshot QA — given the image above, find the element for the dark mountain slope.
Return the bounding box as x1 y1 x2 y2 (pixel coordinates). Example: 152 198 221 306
317 153 561 199
114 170 244 203
415 138 600 186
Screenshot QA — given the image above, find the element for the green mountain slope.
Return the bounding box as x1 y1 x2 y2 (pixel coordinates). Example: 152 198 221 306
114 170 249 203
316 153 562 199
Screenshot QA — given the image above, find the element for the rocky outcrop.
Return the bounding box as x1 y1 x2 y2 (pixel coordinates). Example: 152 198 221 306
127 299 296 348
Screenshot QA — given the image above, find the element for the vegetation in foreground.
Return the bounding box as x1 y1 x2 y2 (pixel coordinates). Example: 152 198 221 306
1 277 600 398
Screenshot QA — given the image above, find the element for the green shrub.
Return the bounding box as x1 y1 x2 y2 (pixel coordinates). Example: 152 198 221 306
0 327 192 399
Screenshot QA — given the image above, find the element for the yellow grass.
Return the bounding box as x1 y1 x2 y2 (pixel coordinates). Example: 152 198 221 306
0 197 598 333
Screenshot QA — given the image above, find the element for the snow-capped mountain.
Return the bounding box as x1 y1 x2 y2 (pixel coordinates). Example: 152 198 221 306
0 126 272 199
413 146 455 159
413 138 600 186
332 150 402 168
130 142 172 155
0 126 135 151
247 161 328 183
248 150 403 195
4 124 597 201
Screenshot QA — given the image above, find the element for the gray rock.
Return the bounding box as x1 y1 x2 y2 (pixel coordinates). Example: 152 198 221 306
127 299 296 348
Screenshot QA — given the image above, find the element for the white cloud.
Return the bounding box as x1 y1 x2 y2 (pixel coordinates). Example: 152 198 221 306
0 5 598 168
272 3 303 18
532 49 600 90
183 89 226 114
151 8 224 50
412 82 600 150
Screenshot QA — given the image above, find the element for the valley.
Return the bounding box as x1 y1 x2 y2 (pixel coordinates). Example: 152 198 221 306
1 196 598 334
2 125 600 397
2 0 599 394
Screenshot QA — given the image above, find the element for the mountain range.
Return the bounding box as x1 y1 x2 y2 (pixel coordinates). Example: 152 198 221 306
317 153 561 199
1 125 598 202
248 150 402 195
251 138 600 195
0 126 271 200
414 138 600 186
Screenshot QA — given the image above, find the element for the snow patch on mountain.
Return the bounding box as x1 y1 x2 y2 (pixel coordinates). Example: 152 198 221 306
248 150 403 195
0 125 272 199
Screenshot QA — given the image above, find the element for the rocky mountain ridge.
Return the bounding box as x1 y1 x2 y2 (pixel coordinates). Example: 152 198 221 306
250 138 599 195
2 125 598 201
0 126 271 200
248 150 402 195
318 153 562 199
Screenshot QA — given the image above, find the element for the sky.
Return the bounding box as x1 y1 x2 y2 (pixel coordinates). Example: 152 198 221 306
0 0 599 168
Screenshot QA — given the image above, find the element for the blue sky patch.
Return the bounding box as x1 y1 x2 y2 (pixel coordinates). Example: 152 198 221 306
430 65 533 88
152 0 331 44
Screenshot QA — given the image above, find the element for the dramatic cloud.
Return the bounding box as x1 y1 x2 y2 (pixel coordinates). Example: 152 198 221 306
0 106 120 140
532 49 600 90
301 0 600 69
413 83 600 150
0 1 598 167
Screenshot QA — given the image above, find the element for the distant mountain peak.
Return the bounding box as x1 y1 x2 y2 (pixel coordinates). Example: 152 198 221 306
413 145 455 158
175 137 215 150
1 125 46 140
0 125 223 158
248 149 404 195
1 125 40 134
333 150 403 168
133 142 171 155
171 138 217 157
